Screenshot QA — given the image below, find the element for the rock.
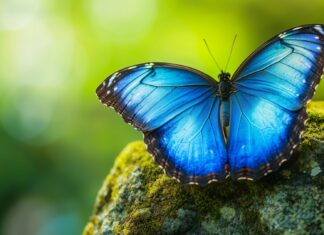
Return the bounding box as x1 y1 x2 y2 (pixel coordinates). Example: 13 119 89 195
83 102 324 235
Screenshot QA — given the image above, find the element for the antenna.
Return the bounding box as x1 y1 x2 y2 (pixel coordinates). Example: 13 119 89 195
224 34 237 71
203 39 222 72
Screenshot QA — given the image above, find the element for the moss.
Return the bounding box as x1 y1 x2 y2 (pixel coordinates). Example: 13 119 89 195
304 101 324 141
219 206 236 220
83 222 94 235
83 102 324 235
259 184 323 234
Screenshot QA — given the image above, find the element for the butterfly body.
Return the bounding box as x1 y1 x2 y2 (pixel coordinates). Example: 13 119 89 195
97 24 324 185
217 72 236 101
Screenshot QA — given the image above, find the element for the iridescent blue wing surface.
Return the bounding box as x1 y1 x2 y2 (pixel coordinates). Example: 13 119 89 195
228 24 324 180
97 63 227 185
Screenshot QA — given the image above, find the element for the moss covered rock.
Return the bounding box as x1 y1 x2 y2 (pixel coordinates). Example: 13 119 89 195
83 102 324 235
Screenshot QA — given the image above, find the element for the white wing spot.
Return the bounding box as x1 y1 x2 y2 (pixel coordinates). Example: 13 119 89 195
279 33 286 38
317 46 321 51
208 179 218 183
127 65 138 70
108 72 119 86
107 90 111 95
293 26 302 31
314 25 324 35
171 177 180 183
315 36 320 40
114 86 118 91
279 159 287 166
144 62 154 68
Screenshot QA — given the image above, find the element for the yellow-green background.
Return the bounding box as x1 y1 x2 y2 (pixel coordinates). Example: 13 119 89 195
1 0 323 234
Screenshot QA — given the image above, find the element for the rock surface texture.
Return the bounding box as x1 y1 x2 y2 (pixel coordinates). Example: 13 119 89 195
83 102 324 235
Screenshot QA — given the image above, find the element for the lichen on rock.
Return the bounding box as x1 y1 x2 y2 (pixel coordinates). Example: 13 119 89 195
83 102 324 235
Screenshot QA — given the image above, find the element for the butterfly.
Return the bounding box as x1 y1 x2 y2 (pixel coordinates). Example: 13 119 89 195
97 24 324 185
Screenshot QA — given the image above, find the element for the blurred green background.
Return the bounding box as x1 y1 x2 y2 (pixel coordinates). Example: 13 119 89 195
0 0 323 234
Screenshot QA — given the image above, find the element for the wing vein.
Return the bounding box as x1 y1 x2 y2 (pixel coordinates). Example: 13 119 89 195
233 49 293 81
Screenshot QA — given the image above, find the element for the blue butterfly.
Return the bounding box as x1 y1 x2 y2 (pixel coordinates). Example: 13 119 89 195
97 24 324 185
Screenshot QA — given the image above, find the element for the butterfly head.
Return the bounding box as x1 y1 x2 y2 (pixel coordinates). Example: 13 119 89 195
218 71 231 81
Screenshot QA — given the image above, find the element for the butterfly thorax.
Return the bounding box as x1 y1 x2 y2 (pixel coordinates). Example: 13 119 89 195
218 71 234 100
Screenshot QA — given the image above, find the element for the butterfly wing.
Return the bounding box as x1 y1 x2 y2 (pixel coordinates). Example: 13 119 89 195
228 24 324 180
97 63 227 185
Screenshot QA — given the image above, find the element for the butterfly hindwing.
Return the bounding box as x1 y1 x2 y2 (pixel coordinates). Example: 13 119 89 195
97 63 227 184
228 92 307 179
228 24 324 179
145 92 227 185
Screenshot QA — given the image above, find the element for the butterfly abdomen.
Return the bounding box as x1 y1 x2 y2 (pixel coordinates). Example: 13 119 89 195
220 100 230 140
